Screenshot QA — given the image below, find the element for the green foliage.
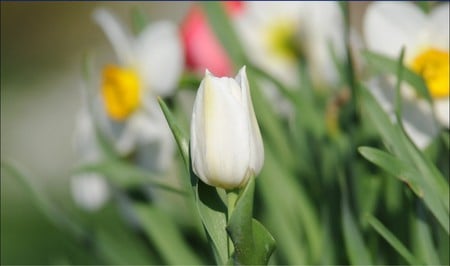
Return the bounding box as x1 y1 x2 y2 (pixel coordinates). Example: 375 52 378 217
3 3 449 265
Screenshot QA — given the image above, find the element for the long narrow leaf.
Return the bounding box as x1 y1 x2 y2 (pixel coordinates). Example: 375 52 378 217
367 215 422 265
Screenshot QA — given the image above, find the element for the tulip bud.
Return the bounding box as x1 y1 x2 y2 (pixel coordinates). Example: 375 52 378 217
190 66 264 189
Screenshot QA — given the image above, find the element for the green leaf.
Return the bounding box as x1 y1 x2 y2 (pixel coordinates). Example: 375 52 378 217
74 159 186 195
158 96 231 264
158 97 190 169
132 203 203 265
411 204 441 265
227 176 275 265
363 50 431 102
179 71 202 90
394 47 406 127
360 87 449 219
359 147 449 233
200 2 246 67
358 147 423 196
366 215 422 265
95 225 156 265
341 194 372 264
131 7 149 36
196 181 228 265
1 159 86 240
258 149 318 264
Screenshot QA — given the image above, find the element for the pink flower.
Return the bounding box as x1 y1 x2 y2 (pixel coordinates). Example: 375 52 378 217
181 2 243 77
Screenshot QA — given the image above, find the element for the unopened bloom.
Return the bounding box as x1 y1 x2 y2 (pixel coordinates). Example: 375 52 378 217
190 66 264 189
364 2 449 148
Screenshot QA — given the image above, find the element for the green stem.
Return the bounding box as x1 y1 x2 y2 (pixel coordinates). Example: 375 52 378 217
226 189 239 259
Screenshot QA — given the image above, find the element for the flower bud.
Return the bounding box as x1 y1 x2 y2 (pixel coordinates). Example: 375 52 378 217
190 66 264 189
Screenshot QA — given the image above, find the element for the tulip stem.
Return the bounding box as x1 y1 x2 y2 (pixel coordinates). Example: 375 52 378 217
226 189 239 259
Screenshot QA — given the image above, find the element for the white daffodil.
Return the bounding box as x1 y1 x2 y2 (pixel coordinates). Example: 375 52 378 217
364 2 449 148
190 67 264 189
234 1 346 88
91 8 183 168
71 9 183 210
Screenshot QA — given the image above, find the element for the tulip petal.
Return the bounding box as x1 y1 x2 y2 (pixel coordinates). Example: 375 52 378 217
134 21 183 96
93 9 133 65
235 66 264 174
191 74 251 189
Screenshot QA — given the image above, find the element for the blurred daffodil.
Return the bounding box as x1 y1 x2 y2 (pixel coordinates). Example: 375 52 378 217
364 2 449 148
234 1 346 88
71 105 110 211
72 9 184 210
91 9 183 167
190 67 264 189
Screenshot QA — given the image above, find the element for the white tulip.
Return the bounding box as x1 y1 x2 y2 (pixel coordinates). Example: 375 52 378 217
190 66 264 189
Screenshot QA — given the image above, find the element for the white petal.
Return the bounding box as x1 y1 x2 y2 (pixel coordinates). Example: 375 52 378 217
93 9 133 65
133 104 175 172
367 78 395 113
233 2 300 87
427 3 450 50
71 174 110 211
235 66 264 175
73 108 103 161
367 78 439 149
364 2 425 58
300 2 345 86
134 21 183 96
434 98 450 128
402 99 439 149
191 76 250 188
115 110 161 155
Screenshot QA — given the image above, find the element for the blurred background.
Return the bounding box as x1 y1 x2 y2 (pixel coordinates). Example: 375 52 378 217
1 2 368 264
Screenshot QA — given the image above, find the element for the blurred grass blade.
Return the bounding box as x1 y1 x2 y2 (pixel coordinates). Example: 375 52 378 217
358 147 423 196
159 96 229 264
1 159 86 240
246 68 297 171
131 7 149 35
360 87 449 216
394 47 406 128
74 159 186 194
412 204 441 265
200 2 245 67
359 147 449 233
132 203 203 265
96 225 156 265
367 215 422 265
363 50 431 102
258 149 321 264
341 194 372 264
158 97 190 169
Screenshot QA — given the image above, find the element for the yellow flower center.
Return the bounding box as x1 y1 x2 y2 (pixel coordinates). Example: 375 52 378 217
264 19 298 61
409 48 449 99
101 65 141 121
